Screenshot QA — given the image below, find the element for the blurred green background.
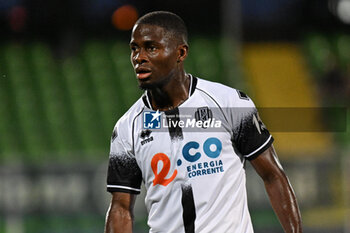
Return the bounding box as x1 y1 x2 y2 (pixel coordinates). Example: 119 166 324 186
0 0 349 232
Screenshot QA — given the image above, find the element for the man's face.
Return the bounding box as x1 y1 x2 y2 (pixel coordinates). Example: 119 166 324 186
130 23 180 90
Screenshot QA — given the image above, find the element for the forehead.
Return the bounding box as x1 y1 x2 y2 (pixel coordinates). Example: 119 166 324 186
130 24 174 44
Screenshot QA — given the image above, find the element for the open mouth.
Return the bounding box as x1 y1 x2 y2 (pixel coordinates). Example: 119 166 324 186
136 69 152 80
137 71 152 80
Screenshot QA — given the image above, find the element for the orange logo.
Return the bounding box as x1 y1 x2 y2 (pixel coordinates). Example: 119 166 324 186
151 153 177 186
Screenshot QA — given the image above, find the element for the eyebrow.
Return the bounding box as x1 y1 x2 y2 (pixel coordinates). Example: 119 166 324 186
129 40 160 47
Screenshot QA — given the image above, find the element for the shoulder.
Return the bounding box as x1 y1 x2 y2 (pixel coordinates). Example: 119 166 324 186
112 97 145 138
195 77 255 108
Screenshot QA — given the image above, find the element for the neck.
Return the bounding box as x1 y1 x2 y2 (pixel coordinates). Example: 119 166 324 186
149 71 190 111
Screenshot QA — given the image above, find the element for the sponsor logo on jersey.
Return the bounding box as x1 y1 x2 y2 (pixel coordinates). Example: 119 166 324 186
144 110 162 129
151 137 224 186
140 129 153 145
182 137 224 178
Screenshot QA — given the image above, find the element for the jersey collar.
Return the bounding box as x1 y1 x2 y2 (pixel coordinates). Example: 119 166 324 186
142 74 198 109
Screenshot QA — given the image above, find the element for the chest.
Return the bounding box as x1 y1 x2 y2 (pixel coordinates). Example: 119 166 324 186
132 107 240 189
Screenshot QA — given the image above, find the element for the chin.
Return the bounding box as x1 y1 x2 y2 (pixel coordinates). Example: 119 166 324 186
138 81 157 90
139 75 173 91
138 78 161 91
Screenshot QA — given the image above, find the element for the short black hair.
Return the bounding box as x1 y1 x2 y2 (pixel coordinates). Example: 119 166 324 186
135 11 188 45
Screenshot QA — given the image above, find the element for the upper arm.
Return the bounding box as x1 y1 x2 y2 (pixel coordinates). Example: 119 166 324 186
249 145 286 182
107 123 142 194
249 145 303 233
229 91 274 160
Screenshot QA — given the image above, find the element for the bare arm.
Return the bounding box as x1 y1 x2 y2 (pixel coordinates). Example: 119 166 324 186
104 192 137 233
250 145 302 233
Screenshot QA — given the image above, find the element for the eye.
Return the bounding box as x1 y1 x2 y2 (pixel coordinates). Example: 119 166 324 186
130 45 138 52
148 45 157 52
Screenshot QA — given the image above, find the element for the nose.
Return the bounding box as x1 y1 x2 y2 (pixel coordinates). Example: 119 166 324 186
133 48 148 64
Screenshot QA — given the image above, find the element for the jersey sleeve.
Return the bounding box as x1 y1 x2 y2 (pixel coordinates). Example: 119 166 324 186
231 91 274 160
106 124 142 194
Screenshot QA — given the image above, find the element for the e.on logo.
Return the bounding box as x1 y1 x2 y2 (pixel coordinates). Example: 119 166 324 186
151 153 177 186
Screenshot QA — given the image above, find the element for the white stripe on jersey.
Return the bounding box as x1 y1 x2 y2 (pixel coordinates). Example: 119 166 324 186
107 185 141 192
245 135 272 157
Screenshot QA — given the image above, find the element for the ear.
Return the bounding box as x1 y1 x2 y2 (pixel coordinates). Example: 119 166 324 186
177 44 188 63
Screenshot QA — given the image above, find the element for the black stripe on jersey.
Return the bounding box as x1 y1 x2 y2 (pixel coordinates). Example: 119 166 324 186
132 107 145 153
190 75 198 95
164 108 183 141
196 88 229 124
142 94 150 108
181 184 196 233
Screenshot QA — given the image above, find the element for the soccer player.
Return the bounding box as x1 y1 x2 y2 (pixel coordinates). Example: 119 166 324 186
104 11 302 233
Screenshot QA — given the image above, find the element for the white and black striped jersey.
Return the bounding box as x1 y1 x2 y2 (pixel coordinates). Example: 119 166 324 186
107 75 273 233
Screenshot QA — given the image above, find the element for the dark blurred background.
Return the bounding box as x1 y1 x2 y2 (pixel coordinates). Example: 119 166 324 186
1 0 349 39
0 0 349 232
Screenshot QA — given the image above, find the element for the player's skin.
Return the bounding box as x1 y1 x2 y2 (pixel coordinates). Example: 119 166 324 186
104 23 302 233
129 23 190 111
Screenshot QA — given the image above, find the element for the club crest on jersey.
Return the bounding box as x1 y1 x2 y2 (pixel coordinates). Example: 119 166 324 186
143 110 161 129
195 107 213 128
